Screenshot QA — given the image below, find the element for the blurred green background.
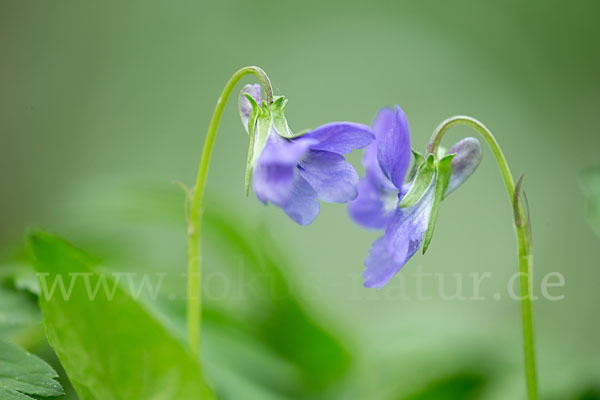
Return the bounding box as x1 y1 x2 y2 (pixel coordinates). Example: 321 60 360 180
2 0 600 399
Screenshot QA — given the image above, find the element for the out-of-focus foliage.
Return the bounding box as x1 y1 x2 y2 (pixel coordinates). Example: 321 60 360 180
575 387 600 400
6 179 501 399
582 168 600 236
402 372 485 400
202 211 352 390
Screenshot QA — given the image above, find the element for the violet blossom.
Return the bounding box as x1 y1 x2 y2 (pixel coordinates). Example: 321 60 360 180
348 106 482 289
239 84 374 225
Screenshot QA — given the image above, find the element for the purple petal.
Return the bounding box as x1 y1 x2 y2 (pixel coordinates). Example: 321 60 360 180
348 178 397 229
299 122 374 154
253 134 313 206
377 105 412 189
298 150 360 203
363 236 402 290
372 107 396 139
259 133 315 165
281 174 320 225
446 137 483 196
253 162 295 206
363 183 435 289
362 108 401 190
238 84 262 131
350 107 410 231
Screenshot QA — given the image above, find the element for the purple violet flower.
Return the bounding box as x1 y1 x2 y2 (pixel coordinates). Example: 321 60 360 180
348 106 483 289
239 84 374 225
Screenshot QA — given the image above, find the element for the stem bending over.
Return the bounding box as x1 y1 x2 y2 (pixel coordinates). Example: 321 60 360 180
186 67 273 357
427 116 538 400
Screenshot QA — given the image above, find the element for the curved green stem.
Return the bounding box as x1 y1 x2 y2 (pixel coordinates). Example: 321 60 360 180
186 66 273 357
427 116 538 400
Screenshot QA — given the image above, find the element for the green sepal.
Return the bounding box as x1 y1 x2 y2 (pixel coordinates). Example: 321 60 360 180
406 149 425 181
412 149 425 165
243 93 259 126
243 95 272 195
399 154 435 208
256 101 272 158
243 93 295 194
244 94 260 195
436 145 447 160
423 153 455 254
271 96 294 138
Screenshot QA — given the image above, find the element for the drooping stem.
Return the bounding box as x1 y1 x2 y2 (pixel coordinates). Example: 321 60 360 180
186 66 273 357
427 116 538 400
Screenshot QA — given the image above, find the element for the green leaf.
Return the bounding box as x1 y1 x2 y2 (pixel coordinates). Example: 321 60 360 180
0 389 33 400
29 231 215 400
399 154 435 208
423 154 455 254
582 167 600 236
270 96 294 138
0 284 41 336
12 270 41 297
0 339 63 398
1 264 41 297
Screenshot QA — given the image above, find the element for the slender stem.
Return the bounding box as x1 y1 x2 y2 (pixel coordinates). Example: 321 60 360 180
186 66 273 357
427 116 538 400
